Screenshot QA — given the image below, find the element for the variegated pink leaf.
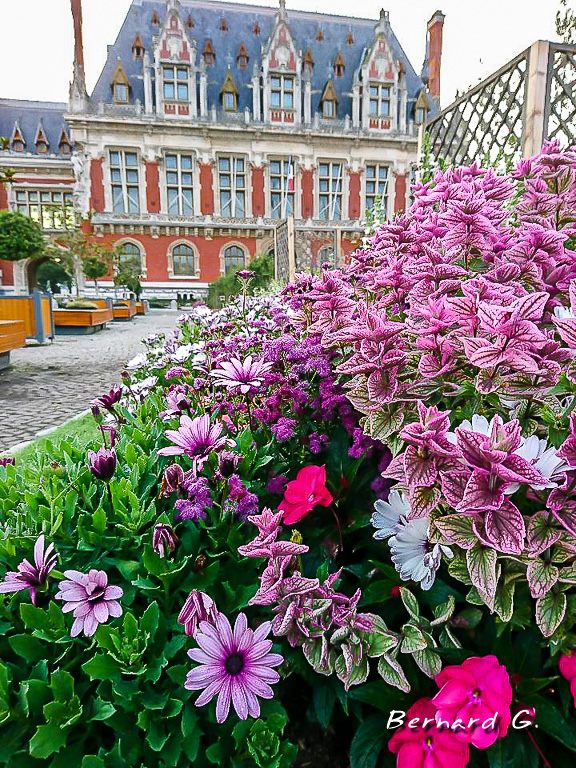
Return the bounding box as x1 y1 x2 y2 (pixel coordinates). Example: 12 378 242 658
484 501 526 554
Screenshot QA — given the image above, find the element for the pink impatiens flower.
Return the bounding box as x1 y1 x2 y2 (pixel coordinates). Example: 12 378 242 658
278 465 333 525
388 697 470 768
432 655 513 749
185 612 283 723
55 569 123 638
559 652 576 707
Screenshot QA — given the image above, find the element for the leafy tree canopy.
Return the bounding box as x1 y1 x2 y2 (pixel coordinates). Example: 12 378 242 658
208 250 274 308
0 210 45 262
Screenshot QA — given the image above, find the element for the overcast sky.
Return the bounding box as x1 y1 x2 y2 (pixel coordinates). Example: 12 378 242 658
0 0 572 107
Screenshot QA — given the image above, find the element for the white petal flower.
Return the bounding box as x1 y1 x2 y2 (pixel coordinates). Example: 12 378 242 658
507 435 570 493
371 490 410 540
554 305 574 320
388 517 452 591
126 353 147 370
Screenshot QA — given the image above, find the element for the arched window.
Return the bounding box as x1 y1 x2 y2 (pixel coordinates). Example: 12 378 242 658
224 245 245 274
172 243 196 276
118 242 142 268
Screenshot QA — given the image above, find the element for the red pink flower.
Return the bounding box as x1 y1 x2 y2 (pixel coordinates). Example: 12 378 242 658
278 465 333 524
559 651 576 707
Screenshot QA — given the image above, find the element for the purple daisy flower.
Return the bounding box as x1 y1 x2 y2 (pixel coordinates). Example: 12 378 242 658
55 569 123 637
209 356 273 394
185 612 283 723
158 414 230 474
0 457 15 467
0 535 57 605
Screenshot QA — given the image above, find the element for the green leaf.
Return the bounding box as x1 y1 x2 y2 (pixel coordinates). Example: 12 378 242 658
413 648 443 678
493 580 515 622
140 601 159 638
8 634 46 663
50 670 74 702
535 591 567 637
431 595 456 625
377 654 410 693
349 714 387 768
313 685 335 730
81 758 106 768
93 507 107 534
399 588 420 621
527 559 559 599
466 544 498 607
435 514 477 549
82 654 122 681
20 603 52 632
528 695 576 752
400 624 427 653
90 697 116 721
29 723 67 759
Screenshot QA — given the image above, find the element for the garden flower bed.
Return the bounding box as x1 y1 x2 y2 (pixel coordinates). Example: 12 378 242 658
1 141 576 767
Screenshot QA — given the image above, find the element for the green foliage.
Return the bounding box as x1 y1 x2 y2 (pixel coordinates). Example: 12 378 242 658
0 210 45 262
37 260 73 293
208 251 274 308
557 0 576 43
64 300 100 310
114 257 142 299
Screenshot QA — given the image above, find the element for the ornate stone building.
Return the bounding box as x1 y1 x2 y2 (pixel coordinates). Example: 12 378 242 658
0 0 444 297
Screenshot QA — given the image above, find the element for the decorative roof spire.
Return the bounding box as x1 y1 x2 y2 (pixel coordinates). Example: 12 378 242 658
69 0 89 112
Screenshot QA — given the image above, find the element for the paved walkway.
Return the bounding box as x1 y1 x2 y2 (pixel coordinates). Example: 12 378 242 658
0 310 177 451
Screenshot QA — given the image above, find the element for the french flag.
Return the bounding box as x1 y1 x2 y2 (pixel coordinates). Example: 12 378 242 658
287 156 294 192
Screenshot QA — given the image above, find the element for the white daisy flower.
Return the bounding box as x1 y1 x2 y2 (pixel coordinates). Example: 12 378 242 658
389 517 453 591
126 353 147 370
371 490 410 540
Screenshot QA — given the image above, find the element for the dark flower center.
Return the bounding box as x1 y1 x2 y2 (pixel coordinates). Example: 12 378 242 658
225 652 245 676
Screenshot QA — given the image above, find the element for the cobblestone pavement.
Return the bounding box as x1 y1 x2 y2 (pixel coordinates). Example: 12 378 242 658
0 310 178 451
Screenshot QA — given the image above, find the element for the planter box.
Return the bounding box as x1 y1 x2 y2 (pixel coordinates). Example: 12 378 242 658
135 300 149 315
53 308 113 335
112 304 136 321
0 319 26 370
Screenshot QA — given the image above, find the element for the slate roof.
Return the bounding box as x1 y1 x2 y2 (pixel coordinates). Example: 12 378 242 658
92 0 430 119
0 99 70 156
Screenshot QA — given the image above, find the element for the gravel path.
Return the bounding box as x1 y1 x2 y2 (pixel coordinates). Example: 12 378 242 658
0 310 177 451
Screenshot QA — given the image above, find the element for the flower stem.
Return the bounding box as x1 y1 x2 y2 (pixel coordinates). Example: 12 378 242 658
106 483 115 516
526 730 552 768
331 506 343 554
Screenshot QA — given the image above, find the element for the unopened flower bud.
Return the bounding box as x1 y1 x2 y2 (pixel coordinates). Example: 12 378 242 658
152 523 179 558
88 448 117 481
178 590 219 636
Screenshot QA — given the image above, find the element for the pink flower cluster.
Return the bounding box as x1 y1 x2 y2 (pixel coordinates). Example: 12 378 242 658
390 655 513 767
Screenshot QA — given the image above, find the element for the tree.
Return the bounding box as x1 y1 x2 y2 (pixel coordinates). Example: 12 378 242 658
0 137 16 187
557 0 576 43
37 260 73 294
208 250 274 308
0 210 45 262
59 229 115 294
114 257 142 299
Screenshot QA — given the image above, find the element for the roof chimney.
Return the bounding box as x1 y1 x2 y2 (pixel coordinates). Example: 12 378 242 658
69 0 89 112
426 10 445 105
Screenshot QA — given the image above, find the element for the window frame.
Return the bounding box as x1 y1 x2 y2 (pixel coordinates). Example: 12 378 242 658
115 238 147 277
322 99 336 119
270 75 294 110
268 157 295 219
14 187 76 231
163 66 189 103
317 161 344 222
109 150 141 214
364 163 390 216
114 83 129 104
164 153 194 217
217 155 247 218
369 83 392 118
222 243 247 275
170 241 198 277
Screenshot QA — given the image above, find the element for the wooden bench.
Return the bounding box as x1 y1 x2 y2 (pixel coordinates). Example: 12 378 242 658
53 307 113 335
0 319 26 370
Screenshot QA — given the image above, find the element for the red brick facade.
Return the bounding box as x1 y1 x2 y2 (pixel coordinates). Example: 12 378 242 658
394 173 407 214
301 168 314 220
251 166 265 218
145 161 161 214
348 171 362 220
198 163 215 215
89 158 105 213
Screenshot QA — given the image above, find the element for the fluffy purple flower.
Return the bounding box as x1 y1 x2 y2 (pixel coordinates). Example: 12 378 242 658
158 414 230 474
152 524 179 557
55 569 123 637
178 590 219 636
88 448 117 481
0 457 15 467
210 356 273 394
271 418 297 442
166 366 188 380
185 612 283 723
175 477 212 522
266 474 288 496
0 535 57 605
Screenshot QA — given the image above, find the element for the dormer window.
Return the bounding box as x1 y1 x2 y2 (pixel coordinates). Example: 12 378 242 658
203 40 215 67
221 71 238 112
36 140 49 154
320 80 338 119
220 16 228 32
334 52 345 77
253 22 260 35
346 31 354 45
59 140 72 155
303 48 314 76
369 84 391 117
414 89 430 126
186 14 194 28
111 61 130 104
12 140 25 153
316 27 324 42
114 83 129 103
151 12 160 25
237 44 249 70
271 75 294 109
132 34 144 60
163 66 189 102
